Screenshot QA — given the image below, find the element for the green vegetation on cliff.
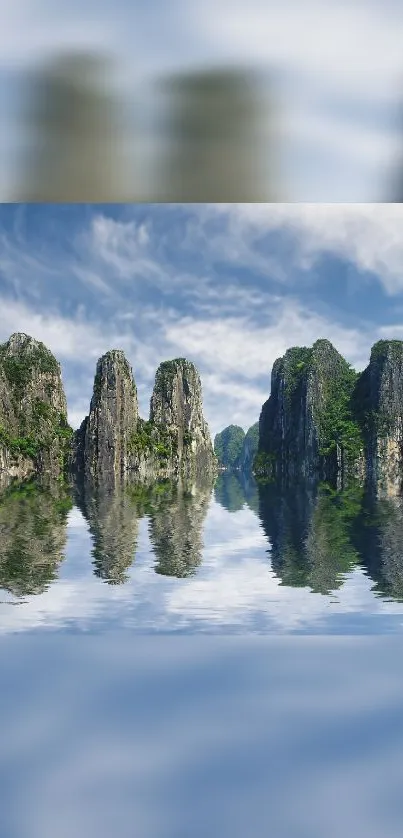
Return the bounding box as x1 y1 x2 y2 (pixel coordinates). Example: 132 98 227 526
285 340 363 462
315 360 363 461
0 335 73 479
283 346 313 403
370 339 403 363
0 426 40 460
253 451 276 483
214 425 245 468
254 338 365 483
128 418 179 462
0 340 59 395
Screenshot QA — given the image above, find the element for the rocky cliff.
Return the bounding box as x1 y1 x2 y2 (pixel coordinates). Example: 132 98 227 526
353 340 403 495
70 349 139 486
0 333 73 484
254 338 365 486
239 422 259 471
214 424 245 469
70 352 217 485
0 334 216 488
147 358 216 479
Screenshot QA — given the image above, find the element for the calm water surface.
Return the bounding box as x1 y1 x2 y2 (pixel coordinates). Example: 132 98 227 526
2 472 403 838
1 470 403 634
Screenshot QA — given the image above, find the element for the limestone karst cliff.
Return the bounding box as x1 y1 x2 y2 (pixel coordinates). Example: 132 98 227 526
70 351 217 484
213 422 259 472
254 337 403 494
239 422 259 471
254 339 364 486
214 424 245 469
353 340 403 495
0 333 73 483
4 331 403 494
149 358 216 477
70 349 139 485
0 334 216 488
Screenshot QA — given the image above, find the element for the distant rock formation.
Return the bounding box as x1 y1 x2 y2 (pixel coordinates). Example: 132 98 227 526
0 333 73 484
239 422 259 471
214 425 245 469
213 421 259 472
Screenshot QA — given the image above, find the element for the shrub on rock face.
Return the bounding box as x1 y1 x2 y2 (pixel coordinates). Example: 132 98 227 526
254 339 365 485
0 333 73 482
214 425 245 468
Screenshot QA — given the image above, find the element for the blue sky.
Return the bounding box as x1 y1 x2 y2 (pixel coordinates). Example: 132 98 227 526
1 0 403 200
2 203 403 439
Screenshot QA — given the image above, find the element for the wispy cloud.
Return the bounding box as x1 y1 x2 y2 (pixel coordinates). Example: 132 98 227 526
202 204 403 294
0 203 402 436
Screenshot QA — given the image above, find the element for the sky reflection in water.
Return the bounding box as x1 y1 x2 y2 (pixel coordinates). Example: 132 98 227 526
1 472 403 634
2 474 403 838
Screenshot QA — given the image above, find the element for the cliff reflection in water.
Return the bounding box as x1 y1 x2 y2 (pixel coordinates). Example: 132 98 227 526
214 470 403 603
0 479 72 596
72 475 214 584
128 477 213 578
214 469 260 515
256 480 363 594
3 469 403 610
73 480 141 585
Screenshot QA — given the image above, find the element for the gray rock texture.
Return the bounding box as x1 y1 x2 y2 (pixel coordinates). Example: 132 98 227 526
0 333 72 484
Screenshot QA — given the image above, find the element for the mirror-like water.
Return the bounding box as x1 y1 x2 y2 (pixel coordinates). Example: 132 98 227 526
2 471 403 633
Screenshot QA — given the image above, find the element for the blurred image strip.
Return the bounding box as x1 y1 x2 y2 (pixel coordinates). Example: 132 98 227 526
10 51 281 203
2 0 403 203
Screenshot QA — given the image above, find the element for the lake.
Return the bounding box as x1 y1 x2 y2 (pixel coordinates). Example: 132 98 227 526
1 469 403 635
2 471 403 838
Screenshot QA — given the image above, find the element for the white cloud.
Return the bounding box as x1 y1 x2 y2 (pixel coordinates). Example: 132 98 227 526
0 298 107 361
160 296 375 435
187 0 403 103
207 204 403 294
